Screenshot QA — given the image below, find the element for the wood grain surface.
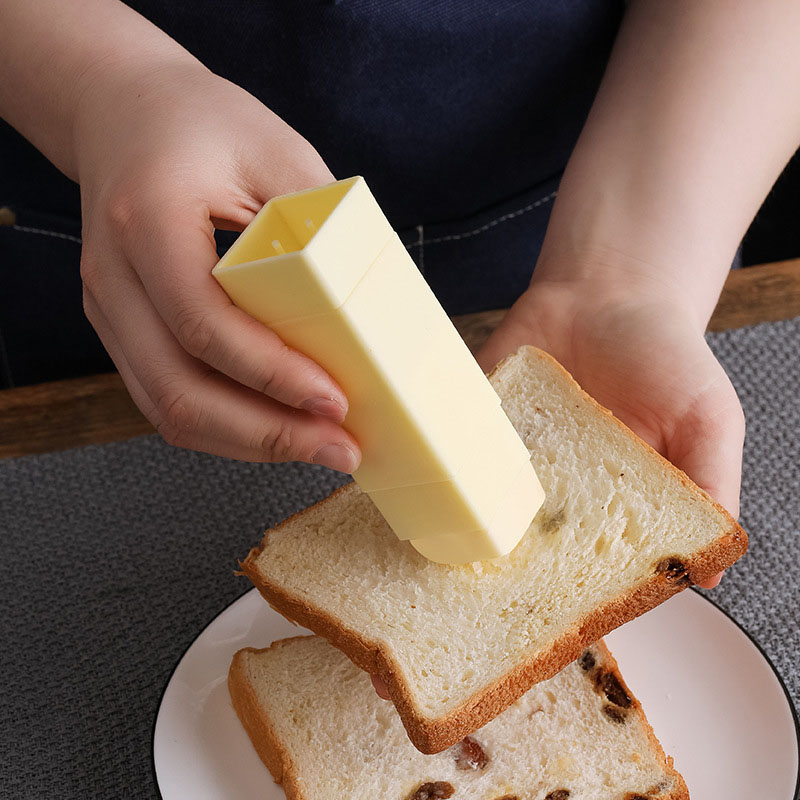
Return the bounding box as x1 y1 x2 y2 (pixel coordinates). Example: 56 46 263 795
2 259 799 459
706 257 800 332
0 372 151 459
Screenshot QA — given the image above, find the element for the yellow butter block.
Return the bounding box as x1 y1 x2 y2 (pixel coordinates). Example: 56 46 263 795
212 176 545 562
271 234 503 490
409 461 545 564
366 408 533 541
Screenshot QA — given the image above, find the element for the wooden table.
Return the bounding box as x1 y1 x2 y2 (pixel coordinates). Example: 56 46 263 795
2 258 800 460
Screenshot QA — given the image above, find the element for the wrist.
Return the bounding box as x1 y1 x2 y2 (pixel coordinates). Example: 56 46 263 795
479 246 706 375
0 0 203 182
526 247 708 338
533 184 733 331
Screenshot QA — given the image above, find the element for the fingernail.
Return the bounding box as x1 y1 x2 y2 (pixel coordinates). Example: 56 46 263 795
311 443 358 473
301 396 347 421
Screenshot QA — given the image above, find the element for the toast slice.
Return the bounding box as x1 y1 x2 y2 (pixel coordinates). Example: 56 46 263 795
241 346 746 753
229 635 689 800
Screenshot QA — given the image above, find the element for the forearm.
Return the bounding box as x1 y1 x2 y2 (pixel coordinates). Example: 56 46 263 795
537 0 800 327
0 0 199 181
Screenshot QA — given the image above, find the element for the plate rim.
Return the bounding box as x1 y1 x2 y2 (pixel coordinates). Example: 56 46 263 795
151 587 800 800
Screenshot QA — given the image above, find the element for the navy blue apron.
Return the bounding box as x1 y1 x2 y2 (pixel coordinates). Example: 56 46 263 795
0 0 624 387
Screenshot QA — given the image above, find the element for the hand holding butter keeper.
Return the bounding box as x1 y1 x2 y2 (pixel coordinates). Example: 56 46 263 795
3 3 800 569
213 176 545 563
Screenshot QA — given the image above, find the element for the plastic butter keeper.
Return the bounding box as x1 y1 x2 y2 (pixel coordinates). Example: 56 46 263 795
212 176 544 563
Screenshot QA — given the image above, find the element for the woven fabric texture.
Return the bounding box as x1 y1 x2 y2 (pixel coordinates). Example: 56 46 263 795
1 317 798 798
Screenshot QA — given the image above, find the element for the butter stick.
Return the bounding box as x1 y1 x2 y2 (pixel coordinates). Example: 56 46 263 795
212 177 544 563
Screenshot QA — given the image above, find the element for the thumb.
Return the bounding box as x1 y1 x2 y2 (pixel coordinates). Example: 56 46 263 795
476 301 550 373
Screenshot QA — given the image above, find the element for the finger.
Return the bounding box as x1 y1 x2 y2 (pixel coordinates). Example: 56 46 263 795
83 253 361 468
370 675 391 700
112 201 348 422
87 288 318 466
475 307 537 374
476 317 523 374
696 572 724 590
474 286 561 374
83 288 161 428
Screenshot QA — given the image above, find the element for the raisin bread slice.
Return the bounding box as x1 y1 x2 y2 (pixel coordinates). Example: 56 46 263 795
229 635 689 800
241 346 746 753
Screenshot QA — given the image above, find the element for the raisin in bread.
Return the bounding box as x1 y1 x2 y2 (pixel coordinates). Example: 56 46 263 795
228 635 689 800
241 346 746 753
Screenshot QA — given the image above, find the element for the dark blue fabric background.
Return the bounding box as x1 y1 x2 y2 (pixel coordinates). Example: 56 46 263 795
0 1 624 386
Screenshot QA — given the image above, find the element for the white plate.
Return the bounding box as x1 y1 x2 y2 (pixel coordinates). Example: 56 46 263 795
153 588 799 799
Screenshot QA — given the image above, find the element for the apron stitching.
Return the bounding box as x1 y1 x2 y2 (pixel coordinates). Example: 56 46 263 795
12 224 82 245
422 190 557 245
416 223 425 274
11 190 555 253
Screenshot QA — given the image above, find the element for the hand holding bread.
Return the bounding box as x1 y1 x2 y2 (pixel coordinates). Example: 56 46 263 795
479 279 745 590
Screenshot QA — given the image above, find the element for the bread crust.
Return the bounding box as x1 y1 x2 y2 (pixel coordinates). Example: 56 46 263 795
228 641 311 800
241 346 748 754
591 641 690 800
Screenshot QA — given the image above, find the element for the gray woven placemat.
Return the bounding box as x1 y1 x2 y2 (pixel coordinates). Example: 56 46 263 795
1 317 798 799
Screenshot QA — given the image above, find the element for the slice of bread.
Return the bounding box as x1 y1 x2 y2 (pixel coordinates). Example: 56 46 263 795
241 346 746 753
229 635 689 800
